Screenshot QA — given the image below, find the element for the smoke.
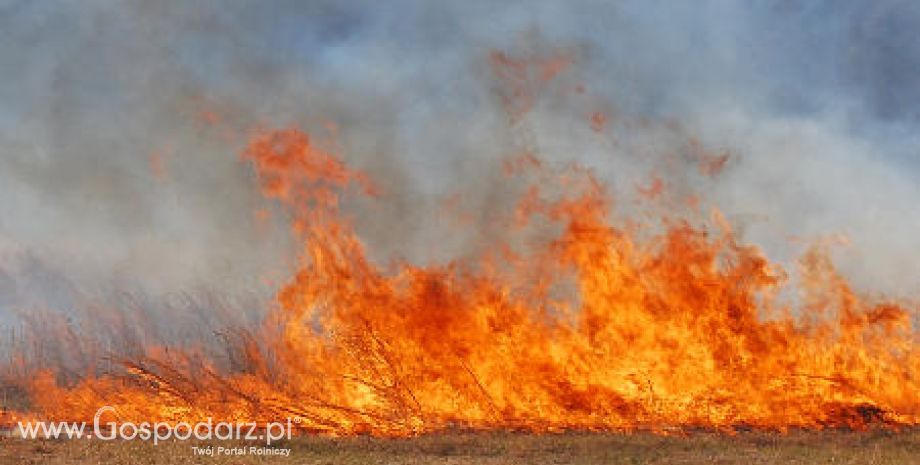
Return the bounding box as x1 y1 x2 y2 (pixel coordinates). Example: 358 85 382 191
2 0 920 323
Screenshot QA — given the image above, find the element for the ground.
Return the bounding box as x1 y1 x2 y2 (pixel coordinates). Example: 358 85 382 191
2 429 919 464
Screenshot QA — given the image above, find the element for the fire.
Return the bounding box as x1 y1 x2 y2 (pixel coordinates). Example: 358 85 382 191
4 127 920 436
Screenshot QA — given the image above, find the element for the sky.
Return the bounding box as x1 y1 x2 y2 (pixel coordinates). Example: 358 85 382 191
1 0 920 320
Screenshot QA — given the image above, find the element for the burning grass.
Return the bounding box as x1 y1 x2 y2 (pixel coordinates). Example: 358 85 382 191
2 127 920 436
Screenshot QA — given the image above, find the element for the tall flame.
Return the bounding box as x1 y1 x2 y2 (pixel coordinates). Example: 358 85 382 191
7 127 920 435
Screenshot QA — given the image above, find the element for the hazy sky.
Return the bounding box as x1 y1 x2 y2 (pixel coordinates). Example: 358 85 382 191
2 0 920 317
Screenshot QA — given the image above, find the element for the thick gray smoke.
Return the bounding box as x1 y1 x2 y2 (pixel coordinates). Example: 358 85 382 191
2 0 920 325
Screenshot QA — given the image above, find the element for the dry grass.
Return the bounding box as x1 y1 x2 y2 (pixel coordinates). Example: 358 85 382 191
2 429 919 464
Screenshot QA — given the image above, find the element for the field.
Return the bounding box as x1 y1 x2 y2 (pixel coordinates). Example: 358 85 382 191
2 429 919 465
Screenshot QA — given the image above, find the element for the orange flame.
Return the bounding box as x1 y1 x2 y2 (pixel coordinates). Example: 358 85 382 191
5 127 920 436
